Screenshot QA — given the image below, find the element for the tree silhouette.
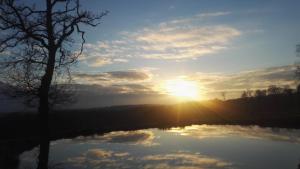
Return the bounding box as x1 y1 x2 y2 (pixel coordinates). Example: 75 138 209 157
267 85 282 95
282 85 293 95
254 89 267 98
296 44 300 89
241 89 253 99
221 91 226 101
0 0 107 168
241 91 248 99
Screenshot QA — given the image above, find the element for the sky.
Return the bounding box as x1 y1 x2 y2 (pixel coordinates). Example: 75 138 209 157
1 0 300 110
68 0 300 104
79 0 300 72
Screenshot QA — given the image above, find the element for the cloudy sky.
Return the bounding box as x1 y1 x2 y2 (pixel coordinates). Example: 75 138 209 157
2 0 300 110
67 0 300 105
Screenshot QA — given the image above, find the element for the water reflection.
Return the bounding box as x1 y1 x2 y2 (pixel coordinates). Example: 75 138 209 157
66 149 233 169
168 125 300 143
142 153 232 169
71 130 157 146
8 125 300 169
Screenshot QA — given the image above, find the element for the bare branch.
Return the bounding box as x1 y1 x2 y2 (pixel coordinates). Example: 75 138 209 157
0 0 107 109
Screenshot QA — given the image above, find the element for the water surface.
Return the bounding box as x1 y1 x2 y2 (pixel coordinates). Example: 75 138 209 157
19 125 300 169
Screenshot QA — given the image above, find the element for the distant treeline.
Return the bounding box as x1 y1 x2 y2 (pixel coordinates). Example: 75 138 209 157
240 84 300 99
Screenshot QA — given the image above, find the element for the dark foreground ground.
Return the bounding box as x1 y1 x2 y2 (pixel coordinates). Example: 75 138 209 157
0 93 299 169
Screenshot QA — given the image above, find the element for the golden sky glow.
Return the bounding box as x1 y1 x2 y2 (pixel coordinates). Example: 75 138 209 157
164 79 200 100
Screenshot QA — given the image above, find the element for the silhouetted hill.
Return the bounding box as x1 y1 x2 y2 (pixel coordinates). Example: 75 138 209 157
0 92 299 141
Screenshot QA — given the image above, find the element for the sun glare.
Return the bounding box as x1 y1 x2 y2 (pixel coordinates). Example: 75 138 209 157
164 79 200 100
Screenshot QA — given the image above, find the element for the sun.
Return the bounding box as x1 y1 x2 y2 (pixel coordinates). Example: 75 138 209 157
164 79 200 100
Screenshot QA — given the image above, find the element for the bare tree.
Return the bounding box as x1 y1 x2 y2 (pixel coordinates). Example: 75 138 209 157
0 0 107 121
254 89 267 98
241 91 248 99
296 44 300 87
240 89 253 99
282 85 293 95
245 89 253 98
0 0 107 168
220 91 226 101
267 85 282 95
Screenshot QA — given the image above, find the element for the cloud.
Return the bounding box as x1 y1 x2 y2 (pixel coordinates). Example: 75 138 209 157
132 25 240 60
113 58 128 63
80 12 239 66
71 70 157 104
158 11 231 26
107 71 151 80
80 40 130 67
80 55 128 67
72 84 155 95
89 58 113 67
110 84 154 94
196 11 231 18
73 70 152 84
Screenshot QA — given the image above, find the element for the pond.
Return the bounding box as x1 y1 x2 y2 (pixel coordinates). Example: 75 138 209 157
19 125 300 169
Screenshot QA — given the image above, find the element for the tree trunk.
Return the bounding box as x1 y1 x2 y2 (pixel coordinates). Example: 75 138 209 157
37 77 51 169
37 134 50 169
37 1 56 167
37 50 55 169
37 46 56 169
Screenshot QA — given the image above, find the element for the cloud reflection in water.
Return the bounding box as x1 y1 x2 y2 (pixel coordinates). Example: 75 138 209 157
18 125 300 169
57 130 157 146
66 149 233 169
168 125 300 143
